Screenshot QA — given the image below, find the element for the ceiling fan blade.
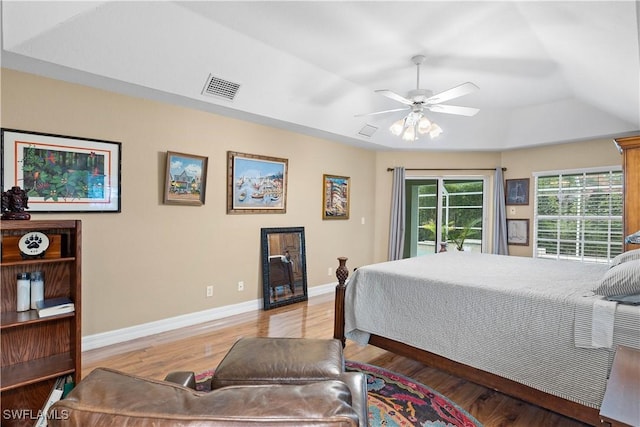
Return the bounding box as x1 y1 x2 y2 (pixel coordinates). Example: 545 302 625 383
427 104 480 116
375 90 414 106
427 82 479 105
355 107 410 117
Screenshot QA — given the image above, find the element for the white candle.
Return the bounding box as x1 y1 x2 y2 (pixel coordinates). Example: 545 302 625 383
17 273 30 312
30 271 44 310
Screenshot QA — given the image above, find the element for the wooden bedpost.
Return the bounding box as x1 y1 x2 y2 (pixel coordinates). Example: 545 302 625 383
333 257 348 347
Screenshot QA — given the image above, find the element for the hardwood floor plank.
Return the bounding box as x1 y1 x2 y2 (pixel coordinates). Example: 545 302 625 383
82 293 589 427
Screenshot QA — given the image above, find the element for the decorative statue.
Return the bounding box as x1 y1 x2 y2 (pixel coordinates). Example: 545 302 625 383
1 186 31 220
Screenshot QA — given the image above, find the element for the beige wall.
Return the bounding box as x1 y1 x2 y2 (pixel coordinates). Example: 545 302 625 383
1 69 624 337
1 69 377 335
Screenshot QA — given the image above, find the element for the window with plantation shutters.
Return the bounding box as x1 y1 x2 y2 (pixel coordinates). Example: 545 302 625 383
534 167 623 264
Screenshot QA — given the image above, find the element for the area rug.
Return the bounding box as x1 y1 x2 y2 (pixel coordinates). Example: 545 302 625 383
195 360 483 427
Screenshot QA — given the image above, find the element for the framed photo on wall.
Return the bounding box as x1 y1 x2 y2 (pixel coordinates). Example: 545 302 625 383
227 151 288 214
507 218 529 246
505 178 530 205
322 174 350 220
1 128 121 212
163 151 208 206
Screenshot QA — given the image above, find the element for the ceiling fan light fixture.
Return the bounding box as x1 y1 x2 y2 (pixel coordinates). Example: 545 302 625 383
428 122 443 138
389 113 441 141
417 116 432 133
402 125 416 141
362 54 478 143
390 118 405 136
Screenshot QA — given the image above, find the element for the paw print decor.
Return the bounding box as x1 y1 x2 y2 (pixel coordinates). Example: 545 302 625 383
25 233 43 248
18 231 50 259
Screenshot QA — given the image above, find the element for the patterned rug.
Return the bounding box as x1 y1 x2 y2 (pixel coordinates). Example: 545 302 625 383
196 360 482 427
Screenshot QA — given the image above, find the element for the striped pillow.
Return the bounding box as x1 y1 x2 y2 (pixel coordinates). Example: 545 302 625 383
610 248 640 267
594 260 640 296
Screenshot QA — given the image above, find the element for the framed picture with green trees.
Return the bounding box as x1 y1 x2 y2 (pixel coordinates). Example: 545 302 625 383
1 128 121 212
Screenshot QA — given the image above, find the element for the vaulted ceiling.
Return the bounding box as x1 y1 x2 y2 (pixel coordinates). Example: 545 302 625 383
2 1 639 151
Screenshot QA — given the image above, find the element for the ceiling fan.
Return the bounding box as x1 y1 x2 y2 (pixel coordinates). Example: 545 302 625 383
357 55 479 141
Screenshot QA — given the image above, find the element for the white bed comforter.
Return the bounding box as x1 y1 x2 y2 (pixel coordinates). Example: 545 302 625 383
344 252 640 408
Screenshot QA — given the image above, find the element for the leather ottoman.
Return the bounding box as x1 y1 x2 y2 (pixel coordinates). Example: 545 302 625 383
210 337 368 427
211 337 345 388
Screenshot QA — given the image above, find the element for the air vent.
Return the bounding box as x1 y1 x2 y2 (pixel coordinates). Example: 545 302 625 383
202 74 240 101
358 124 378 137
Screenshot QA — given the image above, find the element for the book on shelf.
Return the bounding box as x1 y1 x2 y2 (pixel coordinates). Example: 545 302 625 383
35 375 67 427
36 297 74 318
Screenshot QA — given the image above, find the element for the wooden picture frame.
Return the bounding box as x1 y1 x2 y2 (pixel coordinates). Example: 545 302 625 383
505 178 530 205
163 151 208 206
1 128 121 212
322 174 350 220
227 151 287 214
507 218 529 246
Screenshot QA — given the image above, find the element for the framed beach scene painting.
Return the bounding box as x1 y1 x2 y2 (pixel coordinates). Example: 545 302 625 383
227 151 288 214
164 151 208 206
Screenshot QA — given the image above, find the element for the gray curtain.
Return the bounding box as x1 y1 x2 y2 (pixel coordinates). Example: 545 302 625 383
492 167 509 255
388 167 406 260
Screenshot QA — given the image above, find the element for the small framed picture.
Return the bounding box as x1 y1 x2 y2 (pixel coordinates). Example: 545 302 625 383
1 128 122 212
164 151 208 206
507 219 529 246
505 178 530 205
322 174 350 220
227 151 288 214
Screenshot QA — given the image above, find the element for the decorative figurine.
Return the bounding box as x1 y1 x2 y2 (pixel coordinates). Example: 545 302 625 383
1 186 31 220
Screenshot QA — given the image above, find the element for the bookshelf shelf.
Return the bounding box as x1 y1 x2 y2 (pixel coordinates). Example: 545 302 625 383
0 310 76 329
0 354 75 392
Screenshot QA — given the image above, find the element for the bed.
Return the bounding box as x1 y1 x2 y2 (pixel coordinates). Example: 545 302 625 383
333 251 640 426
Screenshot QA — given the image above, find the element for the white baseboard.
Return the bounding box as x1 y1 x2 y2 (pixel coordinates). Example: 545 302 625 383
82 282 336 351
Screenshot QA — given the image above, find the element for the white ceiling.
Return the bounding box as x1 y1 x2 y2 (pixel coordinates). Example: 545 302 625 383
2 1 639 151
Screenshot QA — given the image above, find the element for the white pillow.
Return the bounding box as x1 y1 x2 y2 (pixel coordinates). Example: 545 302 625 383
610 248 640 267
594 260 640 296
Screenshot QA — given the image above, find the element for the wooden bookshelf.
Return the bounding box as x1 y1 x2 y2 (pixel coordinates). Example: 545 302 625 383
1 220 81 427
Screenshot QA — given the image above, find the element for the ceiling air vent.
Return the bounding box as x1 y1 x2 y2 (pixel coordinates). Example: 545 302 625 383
358 124 378 137
202 74 240 101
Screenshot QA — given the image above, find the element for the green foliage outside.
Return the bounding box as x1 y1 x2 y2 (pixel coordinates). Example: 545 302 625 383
417 180 484 250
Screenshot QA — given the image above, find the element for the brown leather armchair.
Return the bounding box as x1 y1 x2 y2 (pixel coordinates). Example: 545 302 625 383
49 367 366 426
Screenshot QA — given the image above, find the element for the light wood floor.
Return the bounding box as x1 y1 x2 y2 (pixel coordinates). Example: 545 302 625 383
83 293 589 427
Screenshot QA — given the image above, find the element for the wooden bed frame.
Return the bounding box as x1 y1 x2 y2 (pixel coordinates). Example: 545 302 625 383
332 261 601 426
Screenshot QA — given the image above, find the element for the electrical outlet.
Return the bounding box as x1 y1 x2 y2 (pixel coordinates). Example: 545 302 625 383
206 286 213 297
328 267 332 276
237 281 244 291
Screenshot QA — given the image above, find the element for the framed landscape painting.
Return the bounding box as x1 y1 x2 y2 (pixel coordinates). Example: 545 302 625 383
164 151 208 206
1 128 121 212
322 174 350 220
227 151 287 214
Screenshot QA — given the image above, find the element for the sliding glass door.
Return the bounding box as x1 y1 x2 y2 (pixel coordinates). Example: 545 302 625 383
404 177 486 257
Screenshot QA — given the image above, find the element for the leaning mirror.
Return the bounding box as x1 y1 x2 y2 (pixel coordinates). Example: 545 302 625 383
261 227 308 310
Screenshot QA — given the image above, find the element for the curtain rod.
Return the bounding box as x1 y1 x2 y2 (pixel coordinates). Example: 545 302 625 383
387 167 506 172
